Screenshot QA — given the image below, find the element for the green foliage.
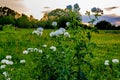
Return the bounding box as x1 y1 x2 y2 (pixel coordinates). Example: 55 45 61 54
0 29 120 80
0 15 15 25
95 20 120 30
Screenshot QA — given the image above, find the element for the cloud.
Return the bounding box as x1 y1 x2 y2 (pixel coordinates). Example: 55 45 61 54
104 6 120 11
82 14 120 26
0 0 27 13
115 21 120 26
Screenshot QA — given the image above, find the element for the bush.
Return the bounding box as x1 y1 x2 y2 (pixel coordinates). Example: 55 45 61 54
0 25 3 31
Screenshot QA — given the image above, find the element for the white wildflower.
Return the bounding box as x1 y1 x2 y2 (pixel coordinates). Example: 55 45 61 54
34 48 39 52
6 55 12 59
32 30 43 36
54 29 63 36
27 48 34 52
6 78 11 80
66 22 70 27
50 31 55 37
50 28 66 37
0 65 6 69
112 59 119 63
104 62 109 66
1 59 13 65
42 44 47 48
23 50 29 54
91 7 103 13
6 61 13 65
59 27 66 33
52 21 57 27
74 3 80 11
50 46 56 51
38 50 43 53
3 71 8 77
104 60 109 65
1 59 9 64
20 60 26 63
37 27 43 32
105 60 109 63
64 32 70 37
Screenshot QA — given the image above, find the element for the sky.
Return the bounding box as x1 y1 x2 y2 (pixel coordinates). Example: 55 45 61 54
0 0 120 25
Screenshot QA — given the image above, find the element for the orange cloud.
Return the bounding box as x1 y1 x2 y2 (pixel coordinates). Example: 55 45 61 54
104 6 119 11
115 21 120 26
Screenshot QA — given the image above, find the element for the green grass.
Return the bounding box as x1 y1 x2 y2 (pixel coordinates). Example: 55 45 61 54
0 28 120 80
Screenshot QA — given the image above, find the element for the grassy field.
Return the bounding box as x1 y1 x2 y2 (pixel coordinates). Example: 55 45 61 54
0 28 120 80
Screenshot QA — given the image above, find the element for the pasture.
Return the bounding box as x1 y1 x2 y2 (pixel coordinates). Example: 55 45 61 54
0 27 120 80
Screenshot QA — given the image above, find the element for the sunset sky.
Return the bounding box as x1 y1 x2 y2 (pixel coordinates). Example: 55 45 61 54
0 0 120 25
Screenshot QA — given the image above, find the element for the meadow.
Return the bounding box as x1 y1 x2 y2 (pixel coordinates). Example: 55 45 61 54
0 26 120 80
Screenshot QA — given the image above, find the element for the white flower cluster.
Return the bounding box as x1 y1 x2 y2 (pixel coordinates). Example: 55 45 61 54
20 60 26 64
1 55 13 66
104 60 109 65
50 27 70 37
0 55 13 80
91 7 103 13
66 3 80 11
2 71 11 80
52 21 57 27
74 3 80 11
104 59 119 66
66 22 70 27
23 48 43 54
50 46 56 51
32 27 43 36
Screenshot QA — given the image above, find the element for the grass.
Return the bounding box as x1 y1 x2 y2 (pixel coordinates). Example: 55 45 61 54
0 28 120 80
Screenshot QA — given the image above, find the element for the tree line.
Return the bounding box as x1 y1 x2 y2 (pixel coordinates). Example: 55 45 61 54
0 6 120 30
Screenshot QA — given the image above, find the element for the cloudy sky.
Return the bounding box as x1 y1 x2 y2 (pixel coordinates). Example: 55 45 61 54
0 0 120 25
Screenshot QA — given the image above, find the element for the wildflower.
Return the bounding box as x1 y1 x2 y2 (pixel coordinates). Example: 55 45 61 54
104 60 109 65
27 48 34 52
3 71 8 77
104 62 109 65
38 50 43 53
1 59 9 64
0 65 6 69
32 30 43 36
1 59 13 65
50 46 56 51
66 22 70 27
23 50 29 54
52 21 57 27
6 55 12 59
20 60 26 63
50 28 66 37
64 32 70 37
50 31 55 37
91 7 97 12
66 5 72 10
59 27 66 33
42 44 47 48
91 7 103 13
34 48 39 52
6 61 14 65
6 78 11 80
74 3 80 11
54 29 64 36
112 59 119 63
37 27 43 32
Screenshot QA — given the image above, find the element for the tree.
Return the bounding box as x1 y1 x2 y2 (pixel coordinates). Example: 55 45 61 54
95 20 113 30
0 14 15 25
16 14 31 28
